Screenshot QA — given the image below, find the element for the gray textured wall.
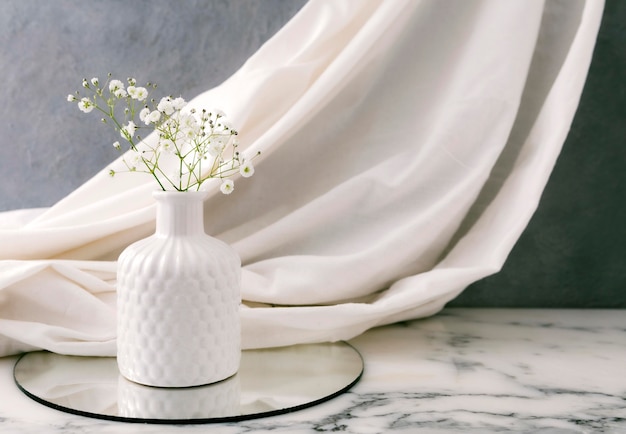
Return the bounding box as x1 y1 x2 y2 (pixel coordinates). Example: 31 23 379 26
0 0 307 210
1 1 624 307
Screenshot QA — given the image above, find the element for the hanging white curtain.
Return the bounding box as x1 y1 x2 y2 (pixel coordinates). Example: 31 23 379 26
0 0 603 356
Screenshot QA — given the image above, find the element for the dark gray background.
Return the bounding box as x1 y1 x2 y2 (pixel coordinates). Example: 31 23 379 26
1 1 624 307
453 0 626 308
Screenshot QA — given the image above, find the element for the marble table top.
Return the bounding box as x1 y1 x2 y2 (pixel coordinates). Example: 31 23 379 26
1 308 625 433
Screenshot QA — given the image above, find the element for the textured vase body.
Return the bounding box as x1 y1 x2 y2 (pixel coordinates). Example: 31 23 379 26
117 191 241 388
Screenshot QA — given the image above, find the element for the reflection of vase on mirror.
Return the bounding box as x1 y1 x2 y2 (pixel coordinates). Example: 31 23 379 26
117 373 241 419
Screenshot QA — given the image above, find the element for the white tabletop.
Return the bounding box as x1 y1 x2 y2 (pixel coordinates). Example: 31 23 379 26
1 308 625 433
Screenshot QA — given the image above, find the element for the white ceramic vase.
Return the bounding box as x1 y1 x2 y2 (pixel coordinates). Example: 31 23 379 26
116 191 241 388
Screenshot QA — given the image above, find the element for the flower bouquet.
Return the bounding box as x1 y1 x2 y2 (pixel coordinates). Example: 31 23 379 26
69 75 256 193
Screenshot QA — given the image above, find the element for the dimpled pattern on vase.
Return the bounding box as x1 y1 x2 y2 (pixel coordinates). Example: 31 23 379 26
116 191 241 388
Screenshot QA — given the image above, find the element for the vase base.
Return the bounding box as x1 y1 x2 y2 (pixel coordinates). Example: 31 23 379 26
118 363 240 389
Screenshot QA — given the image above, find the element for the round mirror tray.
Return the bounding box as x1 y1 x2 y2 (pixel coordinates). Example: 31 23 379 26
13 342 363 424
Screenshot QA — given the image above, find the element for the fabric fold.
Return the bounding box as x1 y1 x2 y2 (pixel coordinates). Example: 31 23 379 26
0 0 604 356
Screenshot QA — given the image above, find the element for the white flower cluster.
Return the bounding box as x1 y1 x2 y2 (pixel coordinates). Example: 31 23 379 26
68 75 258 193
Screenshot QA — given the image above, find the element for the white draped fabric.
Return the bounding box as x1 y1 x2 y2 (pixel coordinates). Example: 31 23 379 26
0 0 603 357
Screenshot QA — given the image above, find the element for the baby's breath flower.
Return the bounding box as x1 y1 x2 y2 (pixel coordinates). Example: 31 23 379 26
139 107 150 123
109 79 124 93
120 121 136 140
220 179 234 195
136 87 148 100
207 138 226 157
109 79 128 97
179 113 199 133
78 97 94 113
157 96 175 115
146 110 161 124
239 161 255 178
172 97 186 111
128 86 148 101
70 74 257 192
158 138 175 153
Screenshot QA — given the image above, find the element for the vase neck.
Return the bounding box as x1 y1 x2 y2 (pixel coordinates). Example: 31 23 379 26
154 191 207 237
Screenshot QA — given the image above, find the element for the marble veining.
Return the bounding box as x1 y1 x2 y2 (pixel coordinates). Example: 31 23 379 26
1 308 625 433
